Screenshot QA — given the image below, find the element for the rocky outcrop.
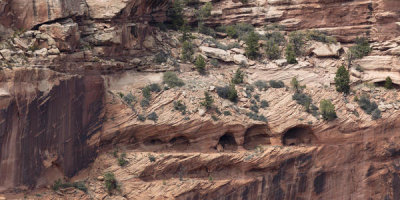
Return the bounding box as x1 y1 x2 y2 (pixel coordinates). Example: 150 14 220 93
0 68 104 191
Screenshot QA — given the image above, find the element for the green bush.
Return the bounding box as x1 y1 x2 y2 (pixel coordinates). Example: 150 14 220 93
292 92 312 107
225 25 238 38
245 31 259 60
223 111 232 116
147 112 158 122
384 76 393 89
265 39 281 60
154 51 168 64
334 65 350 94
148 154 156 162
104 172 119 195
371 108 381 120
265 31 285 45
254 80 268 91
358 95 378 114
260 100 269 108
246 112 267 122
349 37 370 59
163 72 185 88
198 2 212 20
200 91 214 110
140 99 150 108
181 41 194 61
118 153 128 167
288 31 305 56
173 100 187 115
138 114 146 121
148 83 161 92
195 55 206 74
142 87 151 99
210 59 219 67
231 68 244 84
320 99 337 121
52 179 88 193
285 43 297 64
216 85 238 102
306 30 337 43
166 0 184 30
123 93 135 105
250 104 259 113
269 80 285 88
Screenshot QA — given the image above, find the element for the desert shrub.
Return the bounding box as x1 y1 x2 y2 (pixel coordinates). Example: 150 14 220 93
118 153 128 167
142 87 151 99
210 59 219 67
225 25 238 38
195 55 206 74
166 0 184 30
198 2 212 19
292 92 312 107
149 83 161 92
200 91 214 110
250 104 259 113
319 99 337 121
231 68 244 84
253 94 260 101
216 85 238 102
154 51 168 64
163 72 185 88
181 40 194 61
269 80 285 88
52 180 88 193
104 172 119 195
264 31 285 45
349 37 370 59
246 112 267 122
140 99 150 108
371 108 381 120
236 23 255 41
211 115 219 121
254 80 268 91
355 65 364 72
384 76 393 89
123 93 135 105
306 30 337 43
334 65 350 94
240 0 248 4
148 154 156 162
198 22 216 37
138 114 146 121
147 112 158 122
288 31 305 56
260 100 269 108
265 39 281 60
223 111 232 116
285 43 297 64
245 31 260 59
244 85 255 98
173 100 187 115
358 95 378 114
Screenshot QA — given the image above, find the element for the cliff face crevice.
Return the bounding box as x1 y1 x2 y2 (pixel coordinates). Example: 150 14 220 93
0 69 105 191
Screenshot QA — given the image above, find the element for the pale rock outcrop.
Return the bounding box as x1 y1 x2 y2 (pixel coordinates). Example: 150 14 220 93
311 42 342 58
199 46 232 62
355 56 400 84
233 54 248 65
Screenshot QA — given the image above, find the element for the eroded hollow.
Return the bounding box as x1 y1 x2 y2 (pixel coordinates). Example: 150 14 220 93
374 80 400 89
282 126 316 146
168 136 190 151
244 125 271 150
218 133 238 151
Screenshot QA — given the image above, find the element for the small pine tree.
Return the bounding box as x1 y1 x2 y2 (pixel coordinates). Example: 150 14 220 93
195 55 206 74
181 41 194 61
291 77 300 92
320 99 337 121
384 76 393 89
231 68 244 84
265 39 281 60
285 44 297 64
245 31 259 60
334 65 350 94
201 91 214 110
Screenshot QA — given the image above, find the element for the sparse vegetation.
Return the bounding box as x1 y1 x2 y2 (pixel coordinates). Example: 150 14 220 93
288 31 305 56
269 80 285 88
260 100 269 108
231 68 244 84
372 108 382 120
181 40 194 61
195 55 206 74
254 80 268 91
305 30 337 44
285 43 297 64
200 91 214 110
223 111 232 116
123 93 135 105
334 65 350 94
358 95 378 115
265 39 281 60
384 76 393 89
163 72 185 88
104 172 119 195
138 114 146 121
167 0 184 30
117 153 128 167
147 112 158 122
246 112 267 122
211 115 219 121
320 99 337 121
173 100 187 115
216 85 238 102
210 58 219 67
245 31 260 59
154 51 168 64
349 37 371 59
148 154 156 162
52 179 88 193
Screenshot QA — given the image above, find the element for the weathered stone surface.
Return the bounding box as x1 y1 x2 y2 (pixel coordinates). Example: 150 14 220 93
199 46 232 62
39 21 80 52
312 42 342 58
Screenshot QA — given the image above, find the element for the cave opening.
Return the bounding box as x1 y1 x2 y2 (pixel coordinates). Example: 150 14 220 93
168 136 190 151
243 125 271 150
374 80 400 89
218 133 238 151
282 126 316 146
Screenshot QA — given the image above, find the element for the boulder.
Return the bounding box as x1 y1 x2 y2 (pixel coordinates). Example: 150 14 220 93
0 49 13 61
39 21 80 51
34 48 48 57
199 46 232 62
312 42 342 57
233 54 248 65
